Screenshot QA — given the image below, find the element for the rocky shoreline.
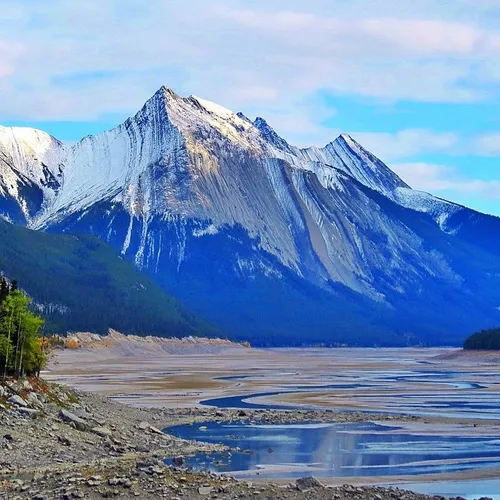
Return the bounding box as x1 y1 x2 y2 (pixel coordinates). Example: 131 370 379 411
0 378 481 499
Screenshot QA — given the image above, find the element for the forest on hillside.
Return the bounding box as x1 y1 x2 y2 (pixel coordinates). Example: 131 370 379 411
463 328 500 350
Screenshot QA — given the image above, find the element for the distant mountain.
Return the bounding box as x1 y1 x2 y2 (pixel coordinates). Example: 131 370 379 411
0 218 216 337
1 86 499 346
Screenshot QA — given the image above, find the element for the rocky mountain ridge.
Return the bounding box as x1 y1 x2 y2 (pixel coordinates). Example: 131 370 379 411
1 86 500 345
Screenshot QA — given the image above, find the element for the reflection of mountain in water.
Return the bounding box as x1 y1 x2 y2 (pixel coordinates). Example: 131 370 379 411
167 421 500 479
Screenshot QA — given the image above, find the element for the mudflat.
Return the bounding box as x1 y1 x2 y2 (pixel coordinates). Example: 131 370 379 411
46 338 500 420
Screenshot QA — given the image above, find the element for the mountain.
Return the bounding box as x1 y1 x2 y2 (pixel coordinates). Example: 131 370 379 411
0 217 216 337
1 86 500 346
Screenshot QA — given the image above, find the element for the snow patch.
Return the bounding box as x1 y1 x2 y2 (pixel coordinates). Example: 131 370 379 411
193 223 219 237
191 96 234 120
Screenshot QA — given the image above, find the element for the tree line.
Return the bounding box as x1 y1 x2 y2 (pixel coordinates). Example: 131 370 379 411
463 327 500 350
0 277 47 379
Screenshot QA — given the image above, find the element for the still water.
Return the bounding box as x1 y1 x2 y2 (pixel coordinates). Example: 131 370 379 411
166 421 500 481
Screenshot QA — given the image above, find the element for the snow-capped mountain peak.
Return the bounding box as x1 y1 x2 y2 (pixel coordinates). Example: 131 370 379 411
1 85 500 345
0 125 64 224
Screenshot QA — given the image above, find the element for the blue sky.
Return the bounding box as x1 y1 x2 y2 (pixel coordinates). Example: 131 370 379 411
1 1 500 215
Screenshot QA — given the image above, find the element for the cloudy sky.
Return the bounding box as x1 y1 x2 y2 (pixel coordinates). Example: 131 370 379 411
2 0 500 215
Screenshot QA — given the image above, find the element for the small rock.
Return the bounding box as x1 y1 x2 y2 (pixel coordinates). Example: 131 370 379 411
26 392 43 408
57 434 72 446
91 426 112 438
18 407 40 419
21 380 33 391
172 456 185 466
198 486 213 496
296 476 325 491
137 421 149 430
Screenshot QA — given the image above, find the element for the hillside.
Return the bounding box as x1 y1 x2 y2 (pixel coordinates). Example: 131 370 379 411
0 217 217 337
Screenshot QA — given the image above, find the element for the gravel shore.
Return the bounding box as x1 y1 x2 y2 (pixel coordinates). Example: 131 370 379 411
0 378 476 500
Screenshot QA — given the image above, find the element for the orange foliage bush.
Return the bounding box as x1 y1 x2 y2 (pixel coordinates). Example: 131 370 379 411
64 338 81 349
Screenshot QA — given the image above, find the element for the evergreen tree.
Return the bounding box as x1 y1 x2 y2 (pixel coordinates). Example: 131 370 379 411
0 278 9 305
0 287 46 379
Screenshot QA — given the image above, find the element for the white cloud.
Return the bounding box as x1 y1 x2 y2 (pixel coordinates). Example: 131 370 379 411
0 40 24 78
1 0 500 126
350 130 459 162
473 133 500 156
392 162 500 200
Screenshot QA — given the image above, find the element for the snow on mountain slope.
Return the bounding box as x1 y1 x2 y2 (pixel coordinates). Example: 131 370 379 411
0 126 64 224
1 85 500 346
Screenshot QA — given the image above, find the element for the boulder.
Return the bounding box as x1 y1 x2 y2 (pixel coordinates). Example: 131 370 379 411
8 395 27 407
59 409 88 431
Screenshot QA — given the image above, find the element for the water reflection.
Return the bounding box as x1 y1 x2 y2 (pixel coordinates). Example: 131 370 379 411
166 422 500 479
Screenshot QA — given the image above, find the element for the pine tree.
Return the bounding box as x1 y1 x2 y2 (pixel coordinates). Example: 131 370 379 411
0 278 9 305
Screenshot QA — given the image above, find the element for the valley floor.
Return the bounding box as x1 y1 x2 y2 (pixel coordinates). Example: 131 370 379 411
2 336 499 499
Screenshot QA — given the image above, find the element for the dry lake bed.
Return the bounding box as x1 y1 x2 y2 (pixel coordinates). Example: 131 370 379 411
45 341 500 499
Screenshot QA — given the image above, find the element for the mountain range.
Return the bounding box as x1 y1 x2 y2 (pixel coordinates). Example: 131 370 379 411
1 86 499 346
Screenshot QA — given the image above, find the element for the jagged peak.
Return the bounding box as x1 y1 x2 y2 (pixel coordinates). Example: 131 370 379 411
337 133 357 145
328 133 362 151
236 111 252 123
159 84 179 97
139 85 187 113
253 116 270 129
323 132 410 193
253 117 292 152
